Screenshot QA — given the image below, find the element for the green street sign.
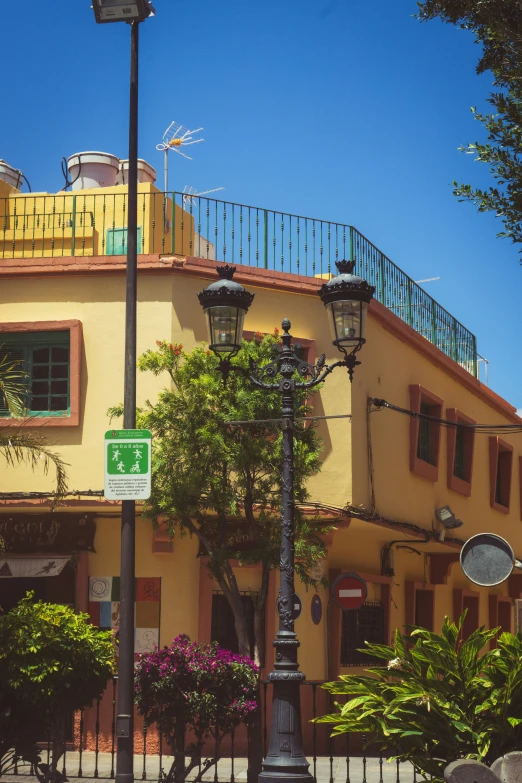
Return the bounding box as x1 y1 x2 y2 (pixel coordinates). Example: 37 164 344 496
104 430 151 500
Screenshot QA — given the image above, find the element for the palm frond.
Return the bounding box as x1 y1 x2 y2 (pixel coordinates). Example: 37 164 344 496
0 428 68 507
0 349 28 418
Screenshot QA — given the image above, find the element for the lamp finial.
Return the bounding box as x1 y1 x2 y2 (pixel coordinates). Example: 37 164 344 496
216 265 236 281
335 259 356 275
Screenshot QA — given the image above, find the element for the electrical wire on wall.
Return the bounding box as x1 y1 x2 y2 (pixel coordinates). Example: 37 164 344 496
363 396 522 581
366 397 378 515
369 398 522 435
297 500 465 547
381 537 428 577
0 489 104 500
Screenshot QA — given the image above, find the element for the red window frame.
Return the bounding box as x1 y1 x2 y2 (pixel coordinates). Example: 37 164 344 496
0 320 82 428
328 568 392 678
453 588 480 639
409 385 443 482
489 436 513 513
405 581 435 631
488 595 513 648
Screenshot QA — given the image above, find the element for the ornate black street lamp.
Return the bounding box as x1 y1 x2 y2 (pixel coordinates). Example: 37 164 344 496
198 262 374 783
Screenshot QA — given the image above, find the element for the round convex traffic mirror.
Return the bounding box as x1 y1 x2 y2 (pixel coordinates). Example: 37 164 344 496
460 533 515 587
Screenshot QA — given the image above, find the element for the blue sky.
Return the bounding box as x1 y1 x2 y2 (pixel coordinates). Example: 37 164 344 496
2 1 521 410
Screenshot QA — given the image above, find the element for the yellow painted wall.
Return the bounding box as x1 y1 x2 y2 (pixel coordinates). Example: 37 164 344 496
0 273 179 492
0 180 19 197
89 516 200 645
293 573 329 680
352 314 521 543
328 518 511 677
322 308 522 677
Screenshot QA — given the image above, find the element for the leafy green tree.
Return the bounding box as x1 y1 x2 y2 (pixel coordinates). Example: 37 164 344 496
417 1 522 83
0 595 115 782
317 615 522 782
416 1 522 255
110 332 330 664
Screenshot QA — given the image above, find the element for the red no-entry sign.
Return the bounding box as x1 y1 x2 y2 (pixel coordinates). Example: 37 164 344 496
332 572 367 611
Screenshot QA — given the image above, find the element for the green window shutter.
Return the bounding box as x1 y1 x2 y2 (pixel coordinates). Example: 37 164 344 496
106 226 142 256
0 332 70 418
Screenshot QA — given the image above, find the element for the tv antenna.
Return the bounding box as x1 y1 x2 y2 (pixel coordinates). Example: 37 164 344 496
156 121 204 194
182 185 224 206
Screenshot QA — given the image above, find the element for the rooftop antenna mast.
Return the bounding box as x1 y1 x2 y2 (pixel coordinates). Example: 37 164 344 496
156 121 204 195
183 185 224 205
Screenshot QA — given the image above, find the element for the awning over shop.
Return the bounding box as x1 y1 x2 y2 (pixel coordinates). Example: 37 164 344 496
0 557 71 578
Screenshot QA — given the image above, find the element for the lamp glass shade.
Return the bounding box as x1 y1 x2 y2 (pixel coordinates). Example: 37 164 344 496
205 306 246 354
327 299 368 350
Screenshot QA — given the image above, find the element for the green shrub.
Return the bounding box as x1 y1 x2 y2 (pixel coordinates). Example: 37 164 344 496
317 615 522 782
0 594 115 781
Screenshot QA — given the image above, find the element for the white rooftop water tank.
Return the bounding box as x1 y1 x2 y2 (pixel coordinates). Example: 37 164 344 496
0 160 23 190
67 152 120 191
117 159 156 185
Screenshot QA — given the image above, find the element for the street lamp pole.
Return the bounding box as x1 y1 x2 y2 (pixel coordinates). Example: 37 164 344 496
256 319 319 783
91 4 154 783
118 19 139 783
197 263 375 783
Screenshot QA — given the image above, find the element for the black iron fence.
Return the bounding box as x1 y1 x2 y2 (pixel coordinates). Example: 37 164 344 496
4 680 415 783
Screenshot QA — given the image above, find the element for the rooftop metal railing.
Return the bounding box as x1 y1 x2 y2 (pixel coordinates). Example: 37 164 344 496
0 190 477 376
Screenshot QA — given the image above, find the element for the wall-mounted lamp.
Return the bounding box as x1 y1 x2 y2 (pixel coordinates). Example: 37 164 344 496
435 505 463 540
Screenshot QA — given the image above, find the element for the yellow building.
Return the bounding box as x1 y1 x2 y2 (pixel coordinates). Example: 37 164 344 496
0 156 521 753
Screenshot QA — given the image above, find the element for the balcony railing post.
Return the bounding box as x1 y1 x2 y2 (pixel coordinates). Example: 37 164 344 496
452 318 458 362
431 297 437 347
71 195 77 257
406 278 413 327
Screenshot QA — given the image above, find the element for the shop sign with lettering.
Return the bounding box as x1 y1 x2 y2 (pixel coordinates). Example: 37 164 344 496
0 514 96 554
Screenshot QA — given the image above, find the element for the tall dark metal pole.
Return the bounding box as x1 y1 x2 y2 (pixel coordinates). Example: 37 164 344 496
259 321 313 783
116 19 139 783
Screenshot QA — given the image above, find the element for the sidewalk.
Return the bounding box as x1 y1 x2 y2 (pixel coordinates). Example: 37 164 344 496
7 751 417 783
